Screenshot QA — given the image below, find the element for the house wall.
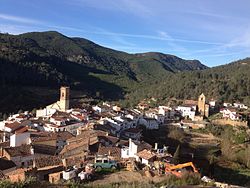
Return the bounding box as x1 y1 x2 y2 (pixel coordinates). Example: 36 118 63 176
9 155 34 168
6 171 25 182
0 121 5 131
10 133 31 147
49 172 62 183
141 158 149 165
36 108 56 118
121 139 139 159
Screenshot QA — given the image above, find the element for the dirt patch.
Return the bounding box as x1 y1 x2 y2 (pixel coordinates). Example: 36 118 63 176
89 170 168 186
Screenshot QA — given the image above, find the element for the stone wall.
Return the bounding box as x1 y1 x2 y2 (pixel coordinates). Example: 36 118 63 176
211 119 248 127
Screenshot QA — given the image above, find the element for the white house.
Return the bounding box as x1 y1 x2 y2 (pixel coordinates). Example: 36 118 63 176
209 100 217 107
233 103 248 109
220 108 242 121
121 139 152 159
145 109 165 124
223 102 232 107
10 132 31 147
158 106 172 116
44 121 85 135
176 105 196 121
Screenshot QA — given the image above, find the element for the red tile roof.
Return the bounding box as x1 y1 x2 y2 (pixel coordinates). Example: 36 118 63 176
4 122 21 130
4 145 32 157
137 149 156 160
97 146 121 159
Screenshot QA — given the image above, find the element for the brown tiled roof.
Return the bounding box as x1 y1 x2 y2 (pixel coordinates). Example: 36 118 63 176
94 123 116 132
0 141 10 148
4 145 32 157
97 146 121 159
35 156 62 168
15 126 28 134
133 141 152 152
124 128 142 134
33 144 57 156
4 122 21 130
60 141 89 156
0 158 16 170
57 131 74 141
31 131 74 143
184 100 198 105
98 135 119 145
67 130 106 143
51 111 70 118
137 149 156 160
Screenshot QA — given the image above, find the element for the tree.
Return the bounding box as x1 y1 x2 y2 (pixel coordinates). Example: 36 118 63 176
18 109 23 114
208 155 215 178
3 113 7 120
173 145 181 164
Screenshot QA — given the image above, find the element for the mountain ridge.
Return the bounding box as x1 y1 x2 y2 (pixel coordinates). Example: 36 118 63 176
0 31 249 114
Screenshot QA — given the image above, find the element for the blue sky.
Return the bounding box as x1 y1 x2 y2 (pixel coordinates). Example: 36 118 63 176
1 0 250 67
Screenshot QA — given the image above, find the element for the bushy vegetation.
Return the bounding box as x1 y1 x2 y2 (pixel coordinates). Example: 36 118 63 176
0 177 39 188
0 31 250 115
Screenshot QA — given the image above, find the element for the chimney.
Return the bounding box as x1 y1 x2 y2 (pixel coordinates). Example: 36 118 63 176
62 158 67 168
154 143 158 150
30 146 34 155
129 138 132 151
33 158 36 168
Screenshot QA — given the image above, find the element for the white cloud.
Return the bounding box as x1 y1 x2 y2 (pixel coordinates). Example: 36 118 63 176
0 13 42 24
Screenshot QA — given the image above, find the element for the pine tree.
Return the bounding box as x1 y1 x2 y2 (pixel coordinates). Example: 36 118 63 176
173 145 180 164
3 113 7 120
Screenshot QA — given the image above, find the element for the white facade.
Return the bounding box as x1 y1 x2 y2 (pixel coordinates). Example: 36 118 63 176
176 106 196 121
220 108 242 121
92 106 102 113
209 101 216 107
10 132 31 147
44 122 84 135
121 139 139 160
36 108 57 118
233 103 248 109
223 103 232 107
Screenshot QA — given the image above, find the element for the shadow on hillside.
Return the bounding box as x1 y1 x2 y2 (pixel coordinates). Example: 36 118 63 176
0 56 126 114
213 165 250 187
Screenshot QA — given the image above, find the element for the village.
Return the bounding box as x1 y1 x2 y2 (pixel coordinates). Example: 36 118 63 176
0 87 249 187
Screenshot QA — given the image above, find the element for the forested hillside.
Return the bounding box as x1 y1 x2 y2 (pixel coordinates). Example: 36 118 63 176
126 58 250 106
0 31 249 114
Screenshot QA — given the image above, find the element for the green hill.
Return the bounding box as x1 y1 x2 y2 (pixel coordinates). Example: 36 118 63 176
1 31 249 114
128 58 250 106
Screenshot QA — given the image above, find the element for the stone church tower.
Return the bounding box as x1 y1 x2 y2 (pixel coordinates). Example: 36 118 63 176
60 86 70 112
197 93 209 117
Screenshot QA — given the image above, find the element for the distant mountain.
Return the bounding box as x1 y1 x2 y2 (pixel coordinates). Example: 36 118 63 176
0 31 207 113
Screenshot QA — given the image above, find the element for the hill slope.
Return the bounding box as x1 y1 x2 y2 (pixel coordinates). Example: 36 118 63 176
128 58 250 106
0 31 207 113
2 31 249 113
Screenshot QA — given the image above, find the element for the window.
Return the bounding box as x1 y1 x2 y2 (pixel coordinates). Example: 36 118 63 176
103 160 108 163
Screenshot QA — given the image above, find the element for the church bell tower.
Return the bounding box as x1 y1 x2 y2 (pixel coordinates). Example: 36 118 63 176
60 86 70 112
